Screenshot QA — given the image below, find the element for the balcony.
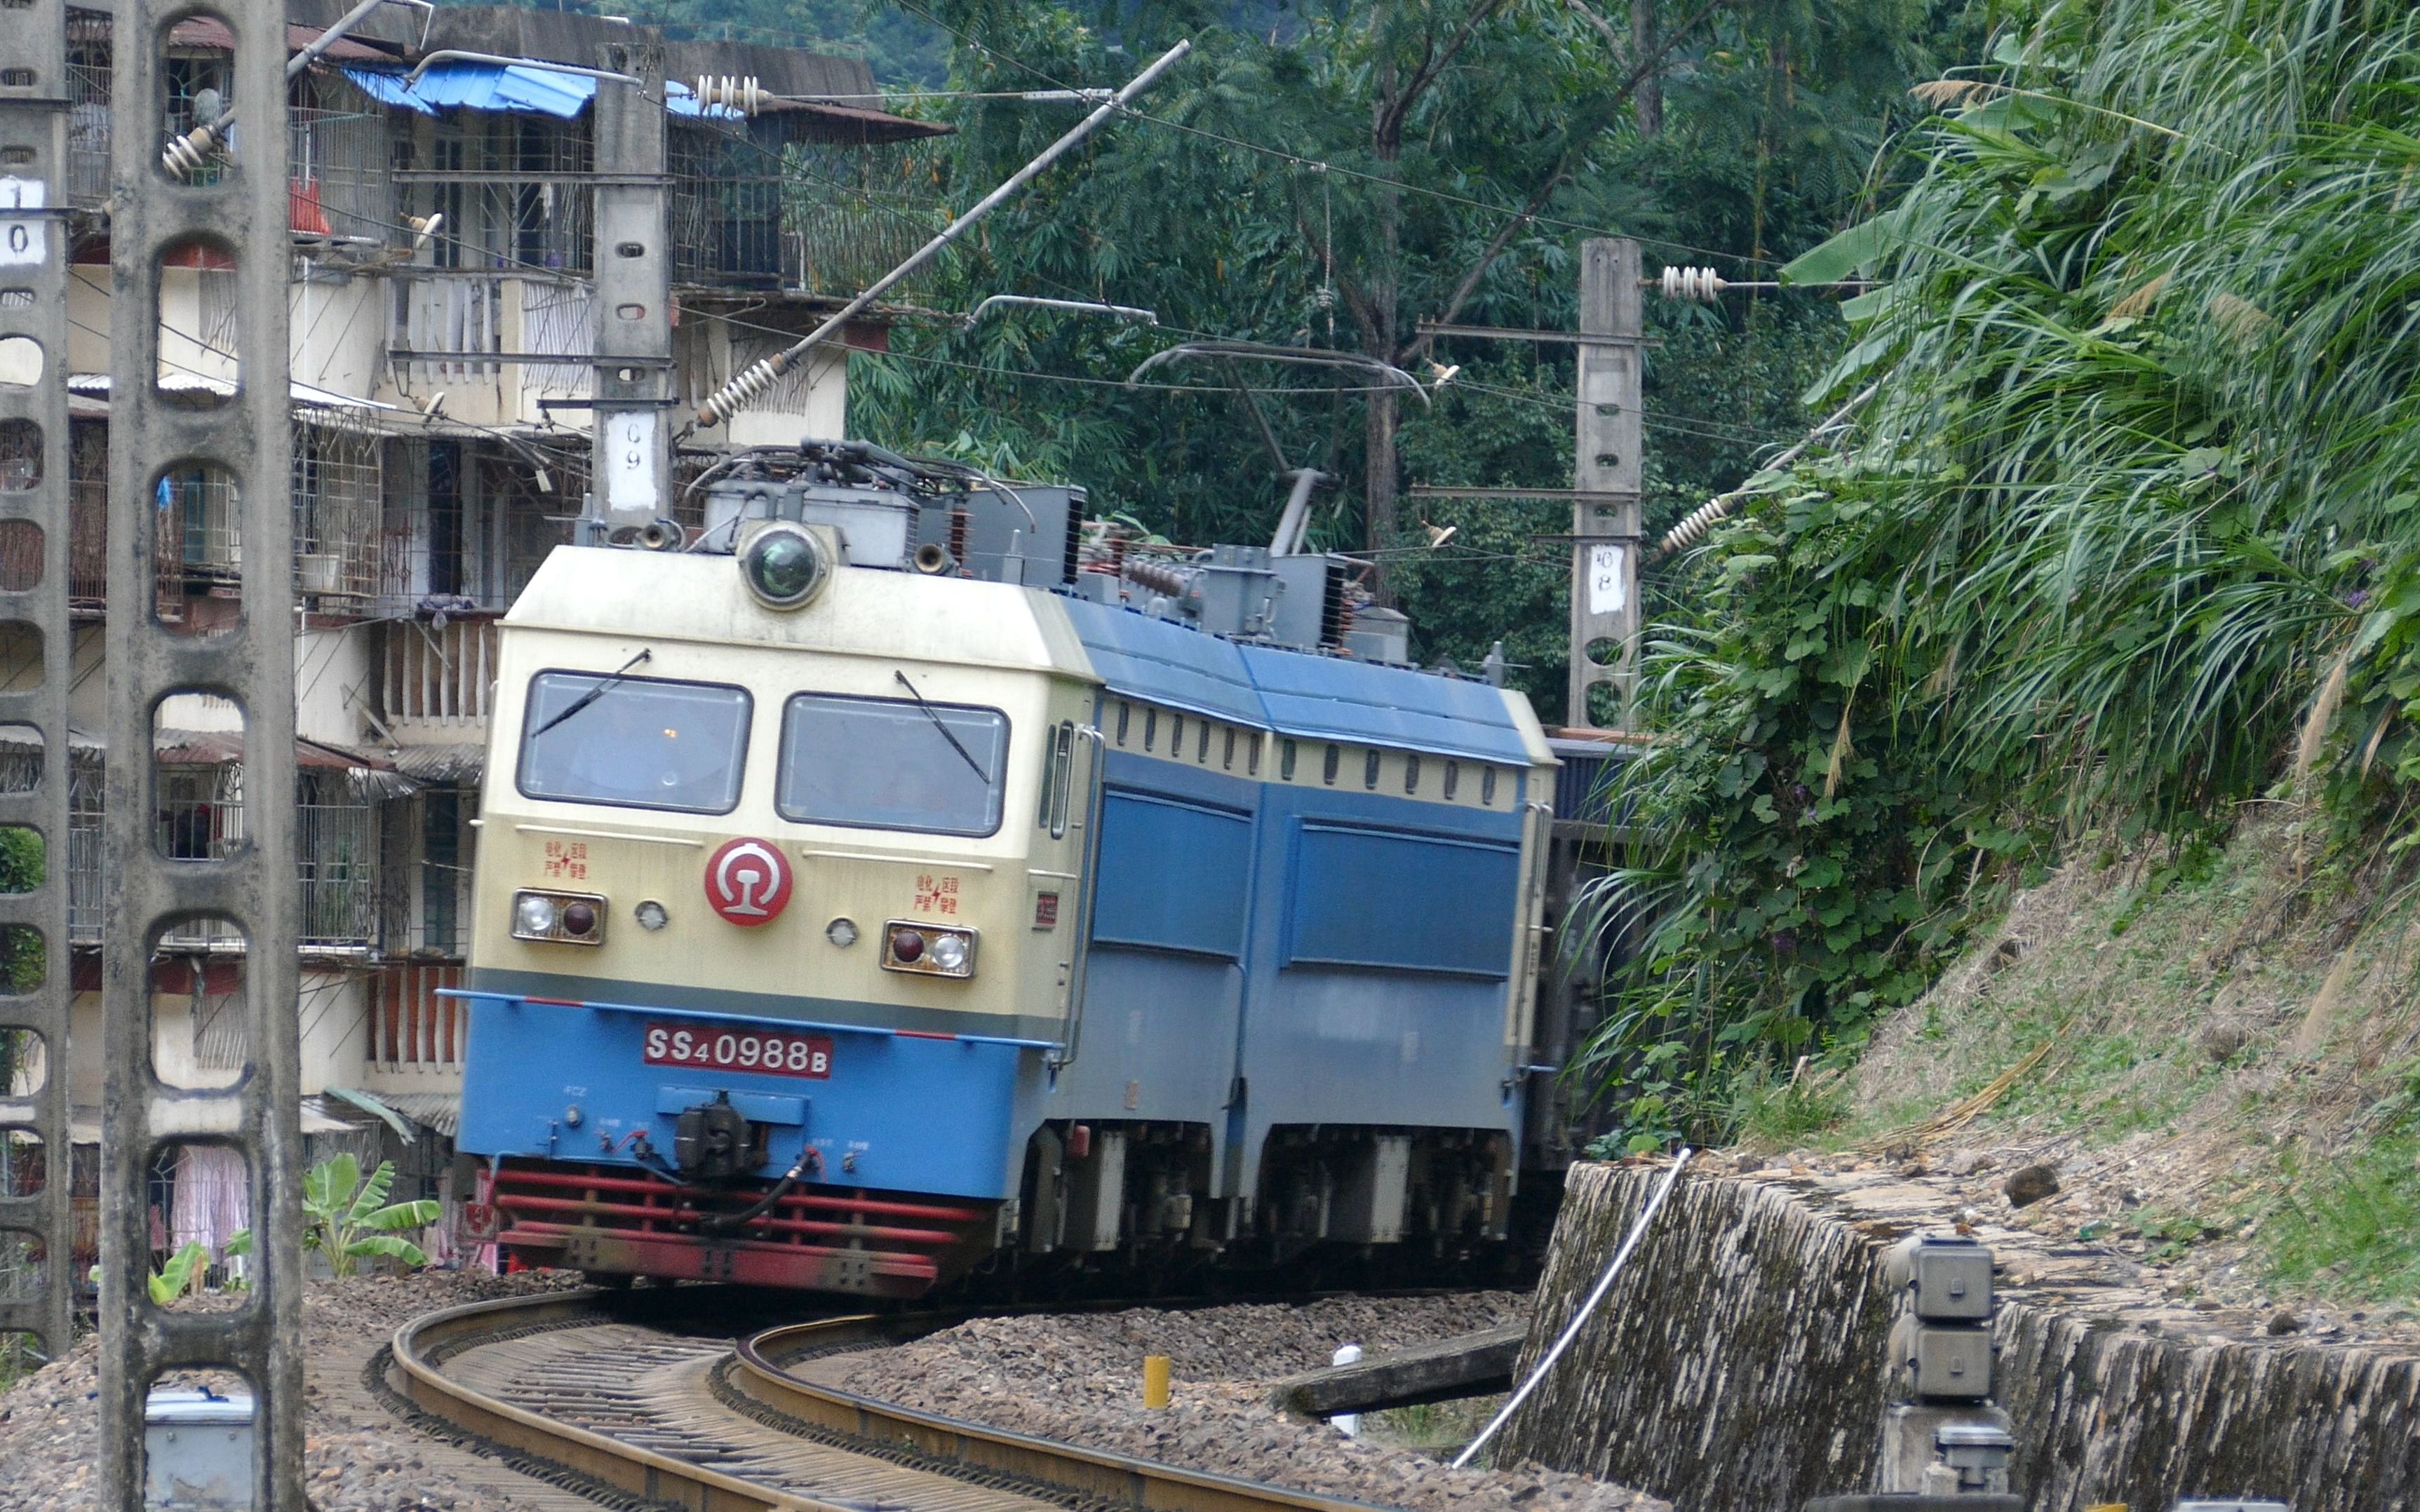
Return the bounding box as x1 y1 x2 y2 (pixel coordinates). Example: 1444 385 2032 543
65 757 383 952
61 415 387 619
668 119 946 299
362 964 468 1091
381 617 500 740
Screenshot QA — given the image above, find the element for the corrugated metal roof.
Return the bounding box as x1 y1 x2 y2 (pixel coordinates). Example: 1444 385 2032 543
389 743 488 783
343 62 596 119
167 16 396 66
365 1091 459 1138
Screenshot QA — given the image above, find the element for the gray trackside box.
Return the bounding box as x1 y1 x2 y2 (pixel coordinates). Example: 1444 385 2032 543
144 1388 254 1510
1907 1242 1994 1321
1907 1321 1994 1400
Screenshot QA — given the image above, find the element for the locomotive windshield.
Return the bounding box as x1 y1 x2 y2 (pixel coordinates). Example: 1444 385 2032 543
517 671 751 814
777 691 1008 837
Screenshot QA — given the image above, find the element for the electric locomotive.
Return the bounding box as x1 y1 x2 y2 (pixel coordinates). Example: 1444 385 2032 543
452 440 1566 1294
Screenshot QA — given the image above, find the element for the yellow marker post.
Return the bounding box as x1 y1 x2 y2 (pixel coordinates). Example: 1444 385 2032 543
2083 1504 2129 1511
1142 1355 1171 1409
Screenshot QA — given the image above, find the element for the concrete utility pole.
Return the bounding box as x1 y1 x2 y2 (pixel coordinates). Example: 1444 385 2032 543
103 0 305 1504
0 0 76 1370
588 41 675 537
1567 238 1642 731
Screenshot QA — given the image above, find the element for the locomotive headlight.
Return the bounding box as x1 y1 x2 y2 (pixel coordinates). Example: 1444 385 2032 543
739 522 832 611
513 889 607 945
880 920 976 979
516 893 559 936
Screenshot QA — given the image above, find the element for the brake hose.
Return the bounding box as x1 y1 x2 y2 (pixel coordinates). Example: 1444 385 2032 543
695 1147 822 1235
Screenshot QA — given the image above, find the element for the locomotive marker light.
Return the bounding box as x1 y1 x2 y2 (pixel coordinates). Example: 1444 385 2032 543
706 837 795 925
636 899 671 931
826 917 861 948
739 520 834 610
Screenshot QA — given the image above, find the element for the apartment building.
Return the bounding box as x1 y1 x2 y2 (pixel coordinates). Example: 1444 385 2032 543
34 0 943 1262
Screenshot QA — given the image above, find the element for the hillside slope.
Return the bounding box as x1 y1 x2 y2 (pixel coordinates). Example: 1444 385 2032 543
1806 817 2420 1321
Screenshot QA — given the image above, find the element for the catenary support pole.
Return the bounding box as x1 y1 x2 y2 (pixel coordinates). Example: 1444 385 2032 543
1566 238 1642 731
0 0 79 1373
1450 1148 1693 1470
586 37 674 535
103 0 305 1504
694 39 1192 429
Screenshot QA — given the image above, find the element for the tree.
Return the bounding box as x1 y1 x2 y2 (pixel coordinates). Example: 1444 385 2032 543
848 0 1940 714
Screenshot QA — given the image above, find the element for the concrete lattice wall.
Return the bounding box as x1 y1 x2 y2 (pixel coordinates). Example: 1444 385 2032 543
1498 1161 2420 1512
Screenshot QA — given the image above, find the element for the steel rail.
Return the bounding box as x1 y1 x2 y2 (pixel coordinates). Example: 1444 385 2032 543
732 1314 1392 1512
392 1290 1404 1512
391 1290 854 1512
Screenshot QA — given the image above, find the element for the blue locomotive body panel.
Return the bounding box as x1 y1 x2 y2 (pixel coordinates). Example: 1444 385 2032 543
457 991 1045 1199
1049 598 1542 1197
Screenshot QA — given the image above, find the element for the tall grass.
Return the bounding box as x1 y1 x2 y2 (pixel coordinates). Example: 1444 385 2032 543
1573 0 2420 1147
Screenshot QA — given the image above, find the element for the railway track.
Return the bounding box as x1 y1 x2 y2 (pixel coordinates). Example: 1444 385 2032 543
383 1288 1403 1512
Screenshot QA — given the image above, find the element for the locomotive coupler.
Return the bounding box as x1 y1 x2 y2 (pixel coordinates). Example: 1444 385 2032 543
673 1093 754 1181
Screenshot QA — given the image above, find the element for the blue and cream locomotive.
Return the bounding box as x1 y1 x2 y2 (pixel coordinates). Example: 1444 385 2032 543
453 441 1568 1294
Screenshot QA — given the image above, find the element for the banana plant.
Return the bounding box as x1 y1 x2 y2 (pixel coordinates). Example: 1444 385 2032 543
303 1154 440 1278
148 1240 210 1304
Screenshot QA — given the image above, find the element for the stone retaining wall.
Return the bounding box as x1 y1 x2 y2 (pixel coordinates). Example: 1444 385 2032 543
1495 1161 2420 1512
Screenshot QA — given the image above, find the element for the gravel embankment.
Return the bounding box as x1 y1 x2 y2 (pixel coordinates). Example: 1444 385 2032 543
829 1293 1669 1512
0 1269 583 1512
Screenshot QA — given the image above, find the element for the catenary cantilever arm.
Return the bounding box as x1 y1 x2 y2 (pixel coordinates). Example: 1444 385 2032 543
1124 341 1434 407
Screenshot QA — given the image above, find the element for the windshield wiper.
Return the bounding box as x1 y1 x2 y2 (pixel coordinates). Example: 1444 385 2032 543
530 649 652 739
894 670 988 783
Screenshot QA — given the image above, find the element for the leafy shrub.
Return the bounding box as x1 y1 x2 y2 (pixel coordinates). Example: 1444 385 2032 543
304 1154 440 1278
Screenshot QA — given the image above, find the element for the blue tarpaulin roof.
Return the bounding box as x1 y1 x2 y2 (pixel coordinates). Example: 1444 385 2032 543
344 62 596 118
343 65 743 120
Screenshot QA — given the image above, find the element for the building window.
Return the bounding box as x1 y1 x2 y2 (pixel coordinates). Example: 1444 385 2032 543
1444 762 1460 801
1404 755 1421 795
1116 701 1131 745
1481 768 1498 806
1169 713 1183 757
1279 739 1293 781
1144 708 1157 752
1322 744 1340 785
1223 729 1236 771
1364 750 1380 790
420 787 464 957
1197 722 1211 763
298 770 377 948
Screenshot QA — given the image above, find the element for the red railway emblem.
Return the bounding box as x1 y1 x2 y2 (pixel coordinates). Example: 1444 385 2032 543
705 837 793 926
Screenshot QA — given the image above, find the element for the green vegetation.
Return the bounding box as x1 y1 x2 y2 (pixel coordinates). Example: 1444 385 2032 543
149 1241 213 1304
2267 1134 2420 1304
845 0 1950 717
304 1154 441 1278
1582 0 2420 1151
